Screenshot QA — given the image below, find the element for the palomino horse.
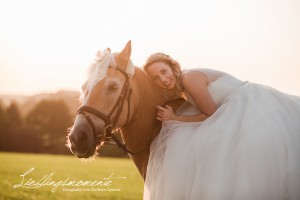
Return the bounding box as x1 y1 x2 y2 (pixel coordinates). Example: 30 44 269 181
67 41 183 179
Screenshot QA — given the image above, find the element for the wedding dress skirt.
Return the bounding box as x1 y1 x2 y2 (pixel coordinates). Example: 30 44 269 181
144 71 300 200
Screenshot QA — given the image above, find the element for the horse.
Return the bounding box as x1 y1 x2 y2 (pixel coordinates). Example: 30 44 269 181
67 41 184 179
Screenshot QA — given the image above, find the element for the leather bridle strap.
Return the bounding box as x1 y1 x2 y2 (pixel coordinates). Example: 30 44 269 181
78 106 111 126
78 106 113 144
111 133 150 155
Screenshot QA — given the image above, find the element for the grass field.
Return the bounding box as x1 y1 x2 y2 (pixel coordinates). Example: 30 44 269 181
0 152 144 200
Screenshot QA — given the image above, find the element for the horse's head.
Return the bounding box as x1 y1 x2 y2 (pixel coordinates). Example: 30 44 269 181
67 41 135 158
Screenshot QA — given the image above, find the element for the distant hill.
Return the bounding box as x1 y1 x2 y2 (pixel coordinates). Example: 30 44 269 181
0 90 81 117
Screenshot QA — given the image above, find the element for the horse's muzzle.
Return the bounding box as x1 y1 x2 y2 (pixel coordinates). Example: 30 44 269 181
68 115 97 158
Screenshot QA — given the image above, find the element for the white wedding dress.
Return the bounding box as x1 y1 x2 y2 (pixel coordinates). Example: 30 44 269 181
143 69 300 200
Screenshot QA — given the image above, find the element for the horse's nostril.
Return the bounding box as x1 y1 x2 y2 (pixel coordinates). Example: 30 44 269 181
70 131 88 146
78 131 87 142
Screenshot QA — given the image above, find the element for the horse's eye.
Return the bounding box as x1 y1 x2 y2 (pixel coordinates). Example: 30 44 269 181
108 83 119 91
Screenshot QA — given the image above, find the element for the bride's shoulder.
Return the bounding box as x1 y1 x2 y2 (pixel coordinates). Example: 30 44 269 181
182 67 219 74
181 69 209 85
182 68 229 85
183 68 207 74
182 68 207 76
183 68 228 77
182 68 214 79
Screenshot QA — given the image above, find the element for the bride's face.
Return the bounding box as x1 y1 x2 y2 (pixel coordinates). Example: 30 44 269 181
146 62 176 90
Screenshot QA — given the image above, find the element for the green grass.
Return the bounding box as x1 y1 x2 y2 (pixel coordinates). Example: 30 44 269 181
0 152 144 200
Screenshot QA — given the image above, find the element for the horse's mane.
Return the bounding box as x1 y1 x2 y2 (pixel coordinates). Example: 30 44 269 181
126 67 166 136
133 67 165 107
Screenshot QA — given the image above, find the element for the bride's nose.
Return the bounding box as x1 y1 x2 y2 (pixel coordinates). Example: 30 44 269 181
159 75 167 83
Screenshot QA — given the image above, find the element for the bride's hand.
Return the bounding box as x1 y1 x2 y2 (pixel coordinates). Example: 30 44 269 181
156 105 176 121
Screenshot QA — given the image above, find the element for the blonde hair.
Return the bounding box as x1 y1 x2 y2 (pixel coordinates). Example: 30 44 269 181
143 53 184 98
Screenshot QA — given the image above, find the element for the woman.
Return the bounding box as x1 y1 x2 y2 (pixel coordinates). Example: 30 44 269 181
143 53 300 200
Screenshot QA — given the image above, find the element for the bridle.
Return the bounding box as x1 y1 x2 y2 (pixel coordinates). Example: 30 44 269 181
77 66 147 155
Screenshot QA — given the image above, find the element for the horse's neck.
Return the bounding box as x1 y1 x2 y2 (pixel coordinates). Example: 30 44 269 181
123 102 161 179
121 68 165 179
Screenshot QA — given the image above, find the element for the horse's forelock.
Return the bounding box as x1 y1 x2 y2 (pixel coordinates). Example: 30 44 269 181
87 50 113 87
80 50 114 103
81 49 135 104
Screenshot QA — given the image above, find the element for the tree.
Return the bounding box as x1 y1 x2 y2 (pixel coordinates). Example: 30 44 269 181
0 101 23 151
25 100 73 154
0 100 8 150
6 101 22 127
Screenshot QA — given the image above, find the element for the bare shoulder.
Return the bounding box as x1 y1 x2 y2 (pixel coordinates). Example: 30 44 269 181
181 70 209 87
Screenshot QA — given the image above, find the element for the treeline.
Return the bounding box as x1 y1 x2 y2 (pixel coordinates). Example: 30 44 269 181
0 99 125 157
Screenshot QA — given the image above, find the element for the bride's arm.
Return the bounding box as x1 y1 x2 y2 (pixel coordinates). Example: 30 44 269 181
156 104 213 122
156 71 217 122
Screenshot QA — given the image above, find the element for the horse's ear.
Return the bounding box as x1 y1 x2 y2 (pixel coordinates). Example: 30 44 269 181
117 40 131 69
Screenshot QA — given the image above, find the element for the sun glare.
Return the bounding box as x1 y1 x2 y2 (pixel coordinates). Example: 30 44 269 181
0 0 299 95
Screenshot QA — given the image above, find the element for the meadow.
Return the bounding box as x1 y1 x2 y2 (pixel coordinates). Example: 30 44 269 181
0 152 144 200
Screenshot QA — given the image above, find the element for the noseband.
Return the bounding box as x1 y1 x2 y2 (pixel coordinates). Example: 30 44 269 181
77 67 134 151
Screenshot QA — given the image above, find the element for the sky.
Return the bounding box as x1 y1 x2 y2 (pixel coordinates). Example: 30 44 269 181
0 0 299 96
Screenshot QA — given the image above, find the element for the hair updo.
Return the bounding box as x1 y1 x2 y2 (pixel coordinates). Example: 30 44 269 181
143 53 184 98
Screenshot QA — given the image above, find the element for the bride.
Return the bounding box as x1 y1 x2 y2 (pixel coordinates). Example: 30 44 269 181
142 53 300 200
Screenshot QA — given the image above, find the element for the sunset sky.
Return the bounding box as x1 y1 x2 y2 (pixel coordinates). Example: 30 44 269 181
0 0 299 95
